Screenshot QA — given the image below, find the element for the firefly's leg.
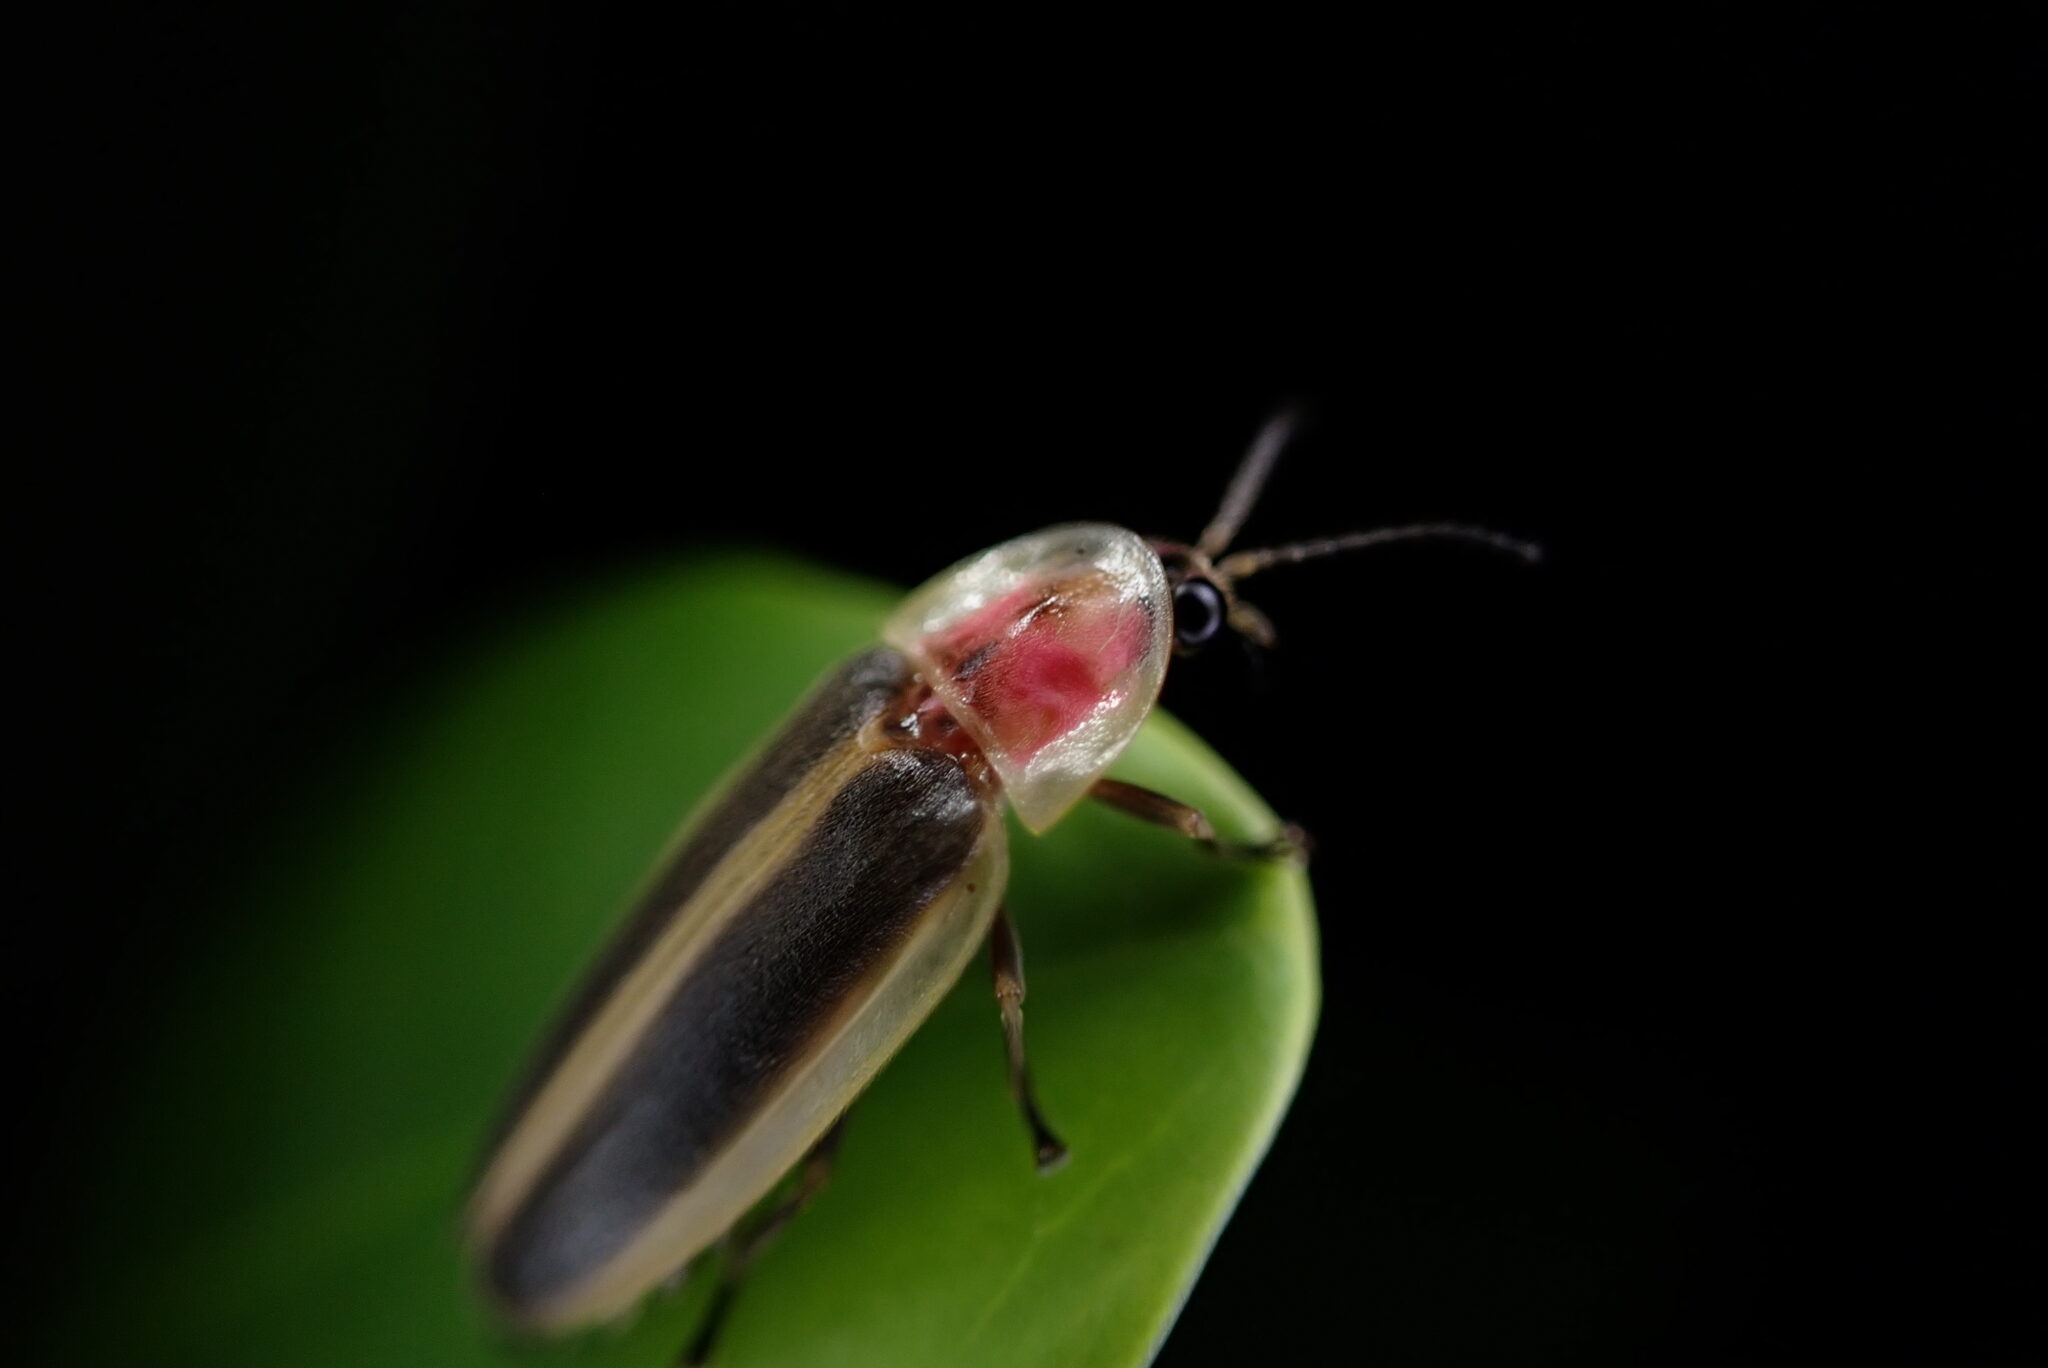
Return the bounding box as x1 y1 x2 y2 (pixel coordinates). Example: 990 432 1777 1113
990 905 1069 1173
679 1114 849 1367
1088 778 1310 862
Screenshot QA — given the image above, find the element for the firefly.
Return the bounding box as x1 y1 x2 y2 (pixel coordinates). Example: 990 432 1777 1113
466 408 1539 1362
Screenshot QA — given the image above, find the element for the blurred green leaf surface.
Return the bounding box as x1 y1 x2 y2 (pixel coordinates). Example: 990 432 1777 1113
48 555 1317 1367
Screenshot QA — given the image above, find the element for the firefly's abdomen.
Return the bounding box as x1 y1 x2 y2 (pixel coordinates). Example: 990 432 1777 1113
468 648 1007 1330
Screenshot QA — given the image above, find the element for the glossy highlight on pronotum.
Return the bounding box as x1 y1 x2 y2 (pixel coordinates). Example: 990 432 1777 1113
465 410 1540 1363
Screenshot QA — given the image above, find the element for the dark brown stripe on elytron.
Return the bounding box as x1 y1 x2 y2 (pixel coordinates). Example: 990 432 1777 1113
479 648 916 1163
487 746 987 1310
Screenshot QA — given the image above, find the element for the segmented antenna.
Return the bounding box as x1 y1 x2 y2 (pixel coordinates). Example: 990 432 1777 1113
1195 404 1541 574
1217 523 1543 580
1195 405 1304 558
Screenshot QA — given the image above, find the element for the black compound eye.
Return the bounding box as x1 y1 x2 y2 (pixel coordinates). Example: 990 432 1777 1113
1173 578 1227 650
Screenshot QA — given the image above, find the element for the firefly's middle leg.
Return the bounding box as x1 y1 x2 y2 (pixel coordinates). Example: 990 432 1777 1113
989 905 1069 1174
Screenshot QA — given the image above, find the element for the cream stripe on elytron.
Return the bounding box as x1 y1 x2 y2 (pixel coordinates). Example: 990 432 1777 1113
528 820 1009 1330
469 736 880 1245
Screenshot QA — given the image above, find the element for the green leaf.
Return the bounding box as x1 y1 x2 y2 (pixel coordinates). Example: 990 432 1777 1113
46 555 1318 1368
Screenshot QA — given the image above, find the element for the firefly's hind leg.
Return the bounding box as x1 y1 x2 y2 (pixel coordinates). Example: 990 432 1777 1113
990 905 1069 1173
1088 777 1310 862
678 1113 849 1367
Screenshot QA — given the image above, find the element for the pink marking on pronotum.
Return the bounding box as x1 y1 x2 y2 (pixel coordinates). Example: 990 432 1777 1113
918 578 1151 763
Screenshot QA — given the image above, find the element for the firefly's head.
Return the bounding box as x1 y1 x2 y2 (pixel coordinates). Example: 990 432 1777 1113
885 407 1540 834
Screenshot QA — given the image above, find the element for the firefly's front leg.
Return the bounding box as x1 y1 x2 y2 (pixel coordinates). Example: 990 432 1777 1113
1088 778 1310 862
989 905 1069 1173
679 1114 849 1366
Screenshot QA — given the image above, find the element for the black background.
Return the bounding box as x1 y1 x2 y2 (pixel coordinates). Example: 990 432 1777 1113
26 5 2036 1364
